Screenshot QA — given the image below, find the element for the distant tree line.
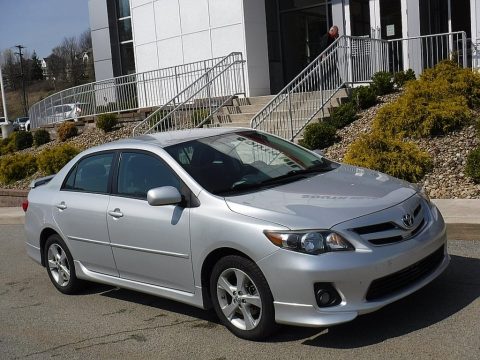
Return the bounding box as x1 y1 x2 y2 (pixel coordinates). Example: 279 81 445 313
1 29 95 92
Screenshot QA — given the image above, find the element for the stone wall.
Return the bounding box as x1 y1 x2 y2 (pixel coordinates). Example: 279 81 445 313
0 189 29 207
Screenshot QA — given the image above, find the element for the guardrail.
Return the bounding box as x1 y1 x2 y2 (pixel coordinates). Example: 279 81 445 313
28 55 232 129
250 36 389 141
133 52 245 136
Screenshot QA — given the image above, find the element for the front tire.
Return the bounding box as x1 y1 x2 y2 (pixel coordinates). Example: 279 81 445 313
210 255 276 340
44 234 83 294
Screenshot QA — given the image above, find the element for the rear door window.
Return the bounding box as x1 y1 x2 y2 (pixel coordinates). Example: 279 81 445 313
62 152 114 194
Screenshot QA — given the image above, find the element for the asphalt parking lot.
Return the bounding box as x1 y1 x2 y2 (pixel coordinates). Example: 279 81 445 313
0 224 479 360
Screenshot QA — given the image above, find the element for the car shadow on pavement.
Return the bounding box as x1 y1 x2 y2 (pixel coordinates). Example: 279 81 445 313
297 255 480 348
97 286 220 323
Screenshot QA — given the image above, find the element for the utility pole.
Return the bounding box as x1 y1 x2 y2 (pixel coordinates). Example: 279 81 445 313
15 45 28 117
0 64 8 122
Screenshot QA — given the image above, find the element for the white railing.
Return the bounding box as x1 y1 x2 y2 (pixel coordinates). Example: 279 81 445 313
28 55 231 129
251 32 468 142
387 31 468 74
250 36 389 141
132 52 245 136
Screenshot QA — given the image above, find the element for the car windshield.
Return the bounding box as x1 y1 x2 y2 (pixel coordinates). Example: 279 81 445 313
165 130 337 196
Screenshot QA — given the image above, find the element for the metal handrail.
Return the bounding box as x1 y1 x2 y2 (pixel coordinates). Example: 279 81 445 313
28 55 231 129
250 36 389 140
133 52 245 136
387 31 468 73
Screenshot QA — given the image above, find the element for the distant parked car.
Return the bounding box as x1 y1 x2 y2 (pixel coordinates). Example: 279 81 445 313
45 104 85 124
15 117 30 131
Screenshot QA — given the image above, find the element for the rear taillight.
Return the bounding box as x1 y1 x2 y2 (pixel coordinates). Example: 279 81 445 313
22 199 29 212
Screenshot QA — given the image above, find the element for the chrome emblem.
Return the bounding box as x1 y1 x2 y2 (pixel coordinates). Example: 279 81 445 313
402 213 414 228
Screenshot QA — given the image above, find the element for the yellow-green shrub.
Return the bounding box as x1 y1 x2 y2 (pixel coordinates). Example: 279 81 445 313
57 122 78 142
420 60 480 108
373 79 472 138
343 132 432 182
0 153 38 184
37 144 80 175
0 135 16 155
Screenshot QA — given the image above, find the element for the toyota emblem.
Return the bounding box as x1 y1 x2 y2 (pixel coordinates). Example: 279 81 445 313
402 213 414 228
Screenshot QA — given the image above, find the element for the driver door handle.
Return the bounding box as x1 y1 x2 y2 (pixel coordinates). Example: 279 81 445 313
108 208 123 218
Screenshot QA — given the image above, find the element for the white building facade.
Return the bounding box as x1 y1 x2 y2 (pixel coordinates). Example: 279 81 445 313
89 0 479 97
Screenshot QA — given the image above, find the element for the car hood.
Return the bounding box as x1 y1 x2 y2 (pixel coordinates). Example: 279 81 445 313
225 164 417 229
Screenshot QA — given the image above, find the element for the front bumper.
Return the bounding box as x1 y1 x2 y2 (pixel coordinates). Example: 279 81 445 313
257 205 449 327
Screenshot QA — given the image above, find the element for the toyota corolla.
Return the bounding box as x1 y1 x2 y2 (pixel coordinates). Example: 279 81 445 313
25 128 449 339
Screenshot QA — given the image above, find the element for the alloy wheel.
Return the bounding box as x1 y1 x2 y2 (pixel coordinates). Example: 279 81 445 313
47 243 71 287
216 268 262 331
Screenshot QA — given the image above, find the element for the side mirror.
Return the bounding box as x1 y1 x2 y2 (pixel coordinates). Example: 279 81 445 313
147 186 182 206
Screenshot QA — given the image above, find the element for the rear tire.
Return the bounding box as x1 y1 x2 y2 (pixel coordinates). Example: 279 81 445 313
44 234 83 294
210 255 277 340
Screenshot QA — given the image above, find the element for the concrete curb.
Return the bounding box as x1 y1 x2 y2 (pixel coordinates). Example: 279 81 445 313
1 200 479 240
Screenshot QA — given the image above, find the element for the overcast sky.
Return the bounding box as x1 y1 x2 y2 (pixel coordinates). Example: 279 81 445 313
0 0 90 60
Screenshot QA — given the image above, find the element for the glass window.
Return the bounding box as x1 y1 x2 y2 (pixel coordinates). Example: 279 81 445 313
116 0 130 18
117 152 180 199
120 42 136 75
62 153 114 193
118 18 133 42
165 130 336 195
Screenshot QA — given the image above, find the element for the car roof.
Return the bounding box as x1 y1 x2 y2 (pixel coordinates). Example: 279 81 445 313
91 127 250 152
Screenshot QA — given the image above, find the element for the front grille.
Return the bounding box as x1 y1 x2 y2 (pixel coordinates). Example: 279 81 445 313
365 245 445 301
351 201 426 246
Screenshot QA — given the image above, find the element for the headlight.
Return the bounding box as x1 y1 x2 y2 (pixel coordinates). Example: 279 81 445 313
264 230 354 255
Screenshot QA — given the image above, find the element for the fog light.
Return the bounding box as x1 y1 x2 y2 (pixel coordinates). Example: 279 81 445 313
314 283 341 307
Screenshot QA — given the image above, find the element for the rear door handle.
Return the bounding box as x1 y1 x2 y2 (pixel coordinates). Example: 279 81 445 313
56 202 67 210
108 208 123 218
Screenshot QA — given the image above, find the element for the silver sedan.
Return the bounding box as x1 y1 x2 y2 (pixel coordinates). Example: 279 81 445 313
24 128 449 340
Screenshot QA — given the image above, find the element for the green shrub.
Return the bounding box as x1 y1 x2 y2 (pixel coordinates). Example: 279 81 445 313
343 132 432 182
393 69 416 88
33 129 51 146
0 153 38 184
351 86 377 109
465 146 480 183
327 102 358 129
190 109 211 126
372 71 394 95
57 122 78 142
96 113 118 133
37 144 80 175
373 81 472 138
298 122 337 150
14 131 33 150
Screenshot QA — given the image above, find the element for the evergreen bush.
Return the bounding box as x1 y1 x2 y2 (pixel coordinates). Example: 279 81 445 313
298 122 337 150
96 113 118 133
57 122 78 142
0 153 38 184
343 132 432 182
37 144 80 175
33 129 51 146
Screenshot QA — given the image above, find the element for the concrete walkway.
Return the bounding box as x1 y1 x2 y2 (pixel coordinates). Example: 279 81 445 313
1 199 479 240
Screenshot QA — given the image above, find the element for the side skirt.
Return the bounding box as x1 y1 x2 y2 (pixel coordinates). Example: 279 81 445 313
74 260 205 309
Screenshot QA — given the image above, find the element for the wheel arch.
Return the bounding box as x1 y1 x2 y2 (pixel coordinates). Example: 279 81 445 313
200 247 254 309
39 227 60 267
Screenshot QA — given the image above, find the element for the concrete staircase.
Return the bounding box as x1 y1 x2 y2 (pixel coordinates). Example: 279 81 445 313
211 89 350 142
